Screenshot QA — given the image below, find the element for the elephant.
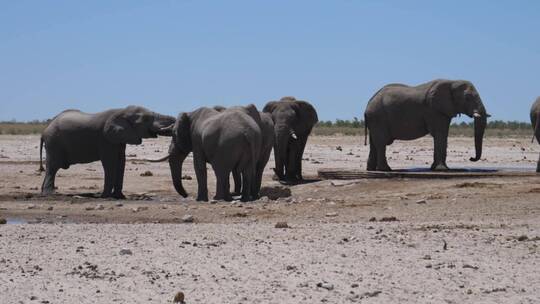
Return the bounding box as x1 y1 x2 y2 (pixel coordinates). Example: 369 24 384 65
263 97 318 182
39 106 175 198
213 105 274 198
167 105 262 202
364 79 489 171
530 97 540 172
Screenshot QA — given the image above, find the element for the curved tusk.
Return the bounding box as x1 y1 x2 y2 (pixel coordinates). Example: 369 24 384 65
473 112 481 118
159 124 174 132
290 132 298 140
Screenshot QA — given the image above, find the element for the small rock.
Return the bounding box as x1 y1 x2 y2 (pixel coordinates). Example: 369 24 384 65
466 289 473 295
119 248 132 255
131 206 148 213
422 255 431 260
463 264 478 270
85 206 95 211
27 204 36 210
46 206 53 211
182 175 192 180
140 171 153 177
325 212 338 217
0 218 6 224
115 203 123 207
275 222 289 229
379 216 397 222
173 291 185 303
517 235 528 241
336 146 342 151
351 283 359 288
415 199 427 204
210 200 218 204
317 282 334 290
181 215 194 223
368 217 377 222
96 204 105 210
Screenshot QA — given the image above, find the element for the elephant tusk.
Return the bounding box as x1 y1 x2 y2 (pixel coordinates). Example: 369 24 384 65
159 124 174 132
473 112 481 118
290 132 298 140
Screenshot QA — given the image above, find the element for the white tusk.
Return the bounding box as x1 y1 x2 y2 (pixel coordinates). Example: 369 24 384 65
159 124 174 132
473 112 481 118
291 133 298 140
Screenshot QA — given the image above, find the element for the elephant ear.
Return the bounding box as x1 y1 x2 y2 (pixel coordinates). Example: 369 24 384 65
263 101 279 114
295 100 319 127
174 112 192 152
427 80 456 118
104 112 142 145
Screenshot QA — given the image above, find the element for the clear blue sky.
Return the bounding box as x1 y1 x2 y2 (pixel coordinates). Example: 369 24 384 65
1 1 539 122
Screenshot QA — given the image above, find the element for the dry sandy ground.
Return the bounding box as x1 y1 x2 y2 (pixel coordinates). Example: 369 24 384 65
1 134 539 303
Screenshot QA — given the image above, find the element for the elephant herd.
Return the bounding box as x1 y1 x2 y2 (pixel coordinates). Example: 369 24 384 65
39 97 318 202
38 79 540 202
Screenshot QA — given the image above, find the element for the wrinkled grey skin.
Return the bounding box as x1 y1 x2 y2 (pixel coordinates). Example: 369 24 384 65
40 106 175 198
530 97 540 172
213 105 274 198
263 97 318 182
168 106 262 202
364 79 489 171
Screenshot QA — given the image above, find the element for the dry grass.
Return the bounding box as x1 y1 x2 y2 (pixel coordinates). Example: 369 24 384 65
0 123 47 135
0 122 533 138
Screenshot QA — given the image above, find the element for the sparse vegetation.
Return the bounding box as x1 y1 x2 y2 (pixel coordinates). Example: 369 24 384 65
0 119 533 137
312 118 532 137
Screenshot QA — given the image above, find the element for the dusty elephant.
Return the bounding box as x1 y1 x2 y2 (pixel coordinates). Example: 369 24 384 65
39 106 175 198
167 106 262 202
263 97 318 182
364 79 489 171
530 97 540 172
213 105 274 198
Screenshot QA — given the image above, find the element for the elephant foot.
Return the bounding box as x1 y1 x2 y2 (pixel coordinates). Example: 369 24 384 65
112 192 126 200
196 195 209 202
377 166 392 172
100 192 112 199
431 163 450 171
41 188 55 196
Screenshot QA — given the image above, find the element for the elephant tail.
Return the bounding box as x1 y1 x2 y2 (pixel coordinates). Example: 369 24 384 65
38 136 45 172
533 112 540 143
146 154 170 162
364 114 368 146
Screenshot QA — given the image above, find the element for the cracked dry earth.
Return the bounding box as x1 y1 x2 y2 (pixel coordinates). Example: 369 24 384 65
1 134 540 303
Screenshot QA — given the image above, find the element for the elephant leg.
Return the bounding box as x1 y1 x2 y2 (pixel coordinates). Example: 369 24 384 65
232 169 242 196
41 163 59 195
193 152 208 202
112 145 126 199
252 163 264 199
429 119 450 171
431 135 449 171
537 153 540 173
375 143 391 171
294 136 308 180
100 153 117 198
213 168 232 201
367 136 377 171
241 164 255 202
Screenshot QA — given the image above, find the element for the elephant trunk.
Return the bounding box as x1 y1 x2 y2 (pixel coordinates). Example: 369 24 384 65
470 115 486 162
273 126 291 180
168 149 188 197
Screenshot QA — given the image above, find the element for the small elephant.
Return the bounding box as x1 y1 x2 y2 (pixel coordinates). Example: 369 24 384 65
530 97 540 172
167 106 262 202
263 97 318 182
40 106 175 198
213 105 274 198
364 79 489 171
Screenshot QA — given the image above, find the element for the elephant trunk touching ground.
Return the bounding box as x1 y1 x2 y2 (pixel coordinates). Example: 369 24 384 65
273 125 294 179
168 148 188 198
471 115 487 162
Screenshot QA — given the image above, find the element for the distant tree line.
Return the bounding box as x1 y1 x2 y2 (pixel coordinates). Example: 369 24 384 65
316 118 531 130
